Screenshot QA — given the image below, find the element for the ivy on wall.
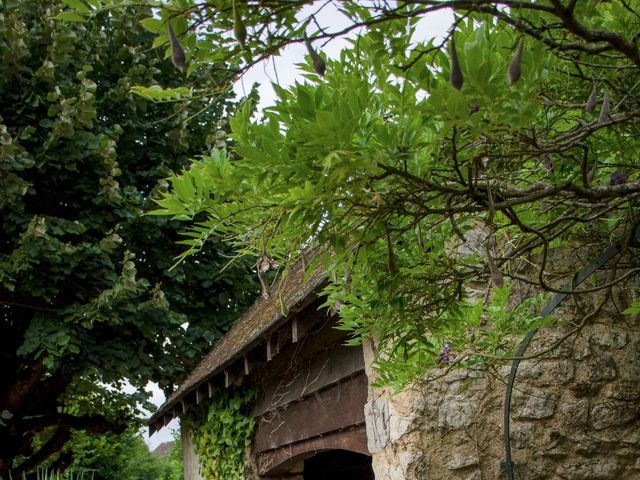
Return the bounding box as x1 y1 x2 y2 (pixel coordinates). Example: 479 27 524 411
185 387 258 480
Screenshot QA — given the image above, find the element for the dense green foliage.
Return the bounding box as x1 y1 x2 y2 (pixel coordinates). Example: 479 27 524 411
66 429 182 480
12 430 183 480
60 2 640 386
185 388 257 480
0 0 257 476
142 1 640 384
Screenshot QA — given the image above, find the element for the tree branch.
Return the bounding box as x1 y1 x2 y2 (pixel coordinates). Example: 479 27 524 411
11 427 71 478
20 412 128 435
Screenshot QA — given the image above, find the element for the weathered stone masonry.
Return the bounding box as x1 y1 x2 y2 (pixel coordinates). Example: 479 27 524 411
364 288 640 480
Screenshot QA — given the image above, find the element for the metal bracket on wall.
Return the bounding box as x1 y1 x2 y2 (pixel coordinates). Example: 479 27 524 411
502 222 640 480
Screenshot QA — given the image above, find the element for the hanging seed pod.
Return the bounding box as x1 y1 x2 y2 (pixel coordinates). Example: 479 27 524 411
331 299 344 316
585 83 598 114
304 37 326 76
449 36 463 91
485 237 503 288
278 289 289 316
257 253 276 298
586 162 597 185
417 223 425 250
167 23 186 72
487 254 504 288
598 88 610 124
232 0 247 49
507 38 523 86
386 233 398 275
344 266 352 286
257 269 269 298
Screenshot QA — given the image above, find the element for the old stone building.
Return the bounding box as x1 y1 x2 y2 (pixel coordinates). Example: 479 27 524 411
149 247 640 479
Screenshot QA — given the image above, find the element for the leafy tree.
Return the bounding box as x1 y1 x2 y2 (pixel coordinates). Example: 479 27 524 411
64 428 181 480
144 1 640 381
0 1 257 476
160 432 184 480
70 2 640 382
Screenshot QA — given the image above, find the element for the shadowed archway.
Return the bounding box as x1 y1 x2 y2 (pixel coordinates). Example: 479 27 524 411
304 450 373 480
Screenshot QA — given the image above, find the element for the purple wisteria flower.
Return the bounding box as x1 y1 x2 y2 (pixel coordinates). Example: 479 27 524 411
437 343 453 364
610 171 628 186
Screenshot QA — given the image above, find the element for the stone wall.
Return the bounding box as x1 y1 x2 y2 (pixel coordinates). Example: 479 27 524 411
182 426 204 480
364 285 640 479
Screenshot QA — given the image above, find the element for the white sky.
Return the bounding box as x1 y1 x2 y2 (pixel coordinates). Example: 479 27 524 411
145 2 453 451
143 384 179 449
233 3 454 109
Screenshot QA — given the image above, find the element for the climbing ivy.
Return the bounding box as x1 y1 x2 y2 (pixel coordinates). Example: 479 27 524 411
185 387 258 480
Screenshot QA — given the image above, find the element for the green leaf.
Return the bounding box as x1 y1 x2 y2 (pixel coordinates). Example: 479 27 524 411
130 85 191 101
61 0 92 13
151 34 169 49
140 17 165 34
623 299 640 315
52 11 87 22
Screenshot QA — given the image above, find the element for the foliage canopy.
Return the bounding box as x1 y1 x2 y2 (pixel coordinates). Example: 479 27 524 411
64 428 182 480
0 0 256 476
62 2 640 382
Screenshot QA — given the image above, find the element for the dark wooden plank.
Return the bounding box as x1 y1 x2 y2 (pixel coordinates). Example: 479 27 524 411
244 355 250 375
254 425 369 476
292 317 298 343
248 313 345 390
253 373 368 453
150 299 334 432
266 334 274 361
251 342 364 417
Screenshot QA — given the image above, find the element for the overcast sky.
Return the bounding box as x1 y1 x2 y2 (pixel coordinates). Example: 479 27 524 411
145 2 453 451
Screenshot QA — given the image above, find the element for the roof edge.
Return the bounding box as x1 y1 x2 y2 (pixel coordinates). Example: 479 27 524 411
148 258 327 433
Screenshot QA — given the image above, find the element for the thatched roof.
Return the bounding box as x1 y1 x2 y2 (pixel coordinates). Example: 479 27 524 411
149 259 326 434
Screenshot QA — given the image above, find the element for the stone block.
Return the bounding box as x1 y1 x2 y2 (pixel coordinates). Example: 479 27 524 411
512 389 558 420
590 401 638 430
551 360 575 384
619 339 640 382
438 399 476 429
371 449 423 480
527 330 574 358
555 457 621 479
581 355 618 382
515 361 543 380
462 472 481 480
601 381 640 401
572 355 618 396
532 359 575 388
365 396 390 453
588 326 629 350
510 423 533 450
569 434 601 456
626 430 640 446
444 371 471 383
388 409 418 444
445 453 478 470
559 399 589 428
